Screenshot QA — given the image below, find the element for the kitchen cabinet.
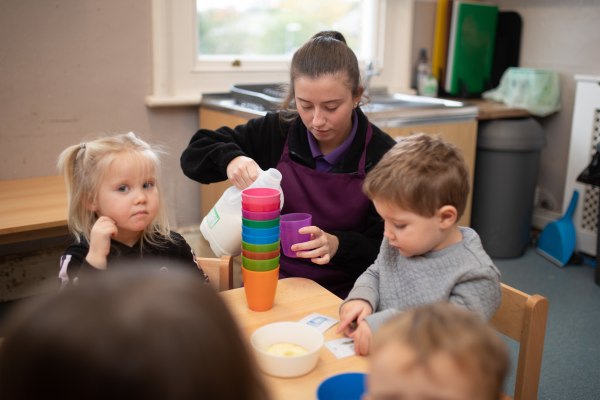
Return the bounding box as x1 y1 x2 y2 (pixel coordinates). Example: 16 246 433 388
197 106 477 226
197 107 249 218
375 120 477 226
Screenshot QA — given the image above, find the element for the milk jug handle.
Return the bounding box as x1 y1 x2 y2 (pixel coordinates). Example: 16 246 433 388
249 168 282 188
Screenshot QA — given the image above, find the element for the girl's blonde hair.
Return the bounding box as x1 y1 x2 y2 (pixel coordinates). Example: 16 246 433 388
57 132 171 247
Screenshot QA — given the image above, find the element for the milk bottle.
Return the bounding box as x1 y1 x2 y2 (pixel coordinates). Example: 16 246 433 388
200 168 283 256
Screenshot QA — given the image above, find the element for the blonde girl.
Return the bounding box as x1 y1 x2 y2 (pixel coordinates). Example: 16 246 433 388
57 132 207 287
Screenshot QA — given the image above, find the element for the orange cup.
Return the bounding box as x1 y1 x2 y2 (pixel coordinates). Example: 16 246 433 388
242 266 279 312
242 248 280 260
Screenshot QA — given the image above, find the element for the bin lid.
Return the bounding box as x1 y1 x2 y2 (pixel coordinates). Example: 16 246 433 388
477 117 545 151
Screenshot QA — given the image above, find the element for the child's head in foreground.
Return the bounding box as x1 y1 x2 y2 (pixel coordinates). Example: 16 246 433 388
363 133 470 256
57 132 170 246
0 266 271 400
365 302 509 400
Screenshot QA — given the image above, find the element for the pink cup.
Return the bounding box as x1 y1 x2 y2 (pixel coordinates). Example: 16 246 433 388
242 201 280 212
242 209 281 221
241 187 281 212
280 213 312 258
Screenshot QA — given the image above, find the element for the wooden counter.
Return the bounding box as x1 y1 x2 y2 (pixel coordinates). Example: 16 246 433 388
465 99 531 120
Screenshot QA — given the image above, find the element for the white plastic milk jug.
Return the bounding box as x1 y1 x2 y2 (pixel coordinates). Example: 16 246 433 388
200 168 284 257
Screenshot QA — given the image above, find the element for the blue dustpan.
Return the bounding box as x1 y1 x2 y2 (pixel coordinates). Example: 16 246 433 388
536 190 578 267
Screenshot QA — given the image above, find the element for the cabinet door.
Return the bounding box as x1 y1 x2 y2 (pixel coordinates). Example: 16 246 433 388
198 108 250 217
384 120 478 226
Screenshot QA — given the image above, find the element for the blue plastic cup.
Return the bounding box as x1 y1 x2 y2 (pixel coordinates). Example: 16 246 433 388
242 232 280 245
242 225 280 237
317 373 366 400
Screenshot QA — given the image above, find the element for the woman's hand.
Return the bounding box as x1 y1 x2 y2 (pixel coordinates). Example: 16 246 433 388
226 156 261 189
85 216 117 270
292 226 339 264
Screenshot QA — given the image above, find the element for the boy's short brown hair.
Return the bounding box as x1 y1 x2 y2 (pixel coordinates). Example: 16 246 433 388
363 133 470 219
372 303 509 400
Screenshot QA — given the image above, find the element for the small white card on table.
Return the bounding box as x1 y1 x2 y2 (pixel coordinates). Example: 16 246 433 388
298 312 339 333
325 337 356 359
298 313 356 358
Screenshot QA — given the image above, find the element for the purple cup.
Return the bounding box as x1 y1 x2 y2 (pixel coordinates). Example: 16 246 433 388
280 213 312 258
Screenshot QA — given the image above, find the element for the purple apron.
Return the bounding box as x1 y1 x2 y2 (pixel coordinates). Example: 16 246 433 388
276 124 374 298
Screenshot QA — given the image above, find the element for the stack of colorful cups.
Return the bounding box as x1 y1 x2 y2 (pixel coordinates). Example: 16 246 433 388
240 187 281 311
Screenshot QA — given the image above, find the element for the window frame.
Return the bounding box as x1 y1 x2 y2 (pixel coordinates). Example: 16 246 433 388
146 0 414 107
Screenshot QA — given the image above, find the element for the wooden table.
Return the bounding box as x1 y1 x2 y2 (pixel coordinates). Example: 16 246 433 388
0 175 68 244
220 277 368 400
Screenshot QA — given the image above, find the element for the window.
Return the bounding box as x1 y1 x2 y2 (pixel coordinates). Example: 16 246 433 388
197 1 369 62
147 0 414 107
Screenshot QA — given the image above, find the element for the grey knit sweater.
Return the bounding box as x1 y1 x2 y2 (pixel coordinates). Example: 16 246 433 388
343 227 501 332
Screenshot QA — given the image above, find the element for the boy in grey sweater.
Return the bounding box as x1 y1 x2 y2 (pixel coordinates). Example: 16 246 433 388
337 133 501 355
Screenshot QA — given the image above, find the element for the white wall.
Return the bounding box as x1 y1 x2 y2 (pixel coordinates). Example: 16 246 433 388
0 1 201 228
497 0 600 213
412 0 600 213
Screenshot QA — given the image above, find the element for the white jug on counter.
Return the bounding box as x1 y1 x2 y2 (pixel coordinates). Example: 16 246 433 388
200 168 284 257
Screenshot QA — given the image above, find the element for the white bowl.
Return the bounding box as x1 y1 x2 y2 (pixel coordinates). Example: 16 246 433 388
251 321 324 378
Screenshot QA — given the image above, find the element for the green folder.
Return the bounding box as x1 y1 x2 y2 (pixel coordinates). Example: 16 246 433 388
445 1 499 96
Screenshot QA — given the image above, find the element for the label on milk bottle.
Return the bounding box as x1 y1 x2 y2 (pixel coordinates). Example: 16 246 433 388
205 207 220 229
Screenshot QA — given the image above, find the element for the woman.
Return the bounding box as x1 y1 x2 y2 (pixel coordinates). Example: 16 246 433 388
181 31 396 297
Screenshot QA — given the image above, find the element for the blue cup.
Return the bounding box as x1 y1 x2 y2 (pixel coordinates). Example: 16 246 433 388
242 232 280 245
317 373 366 400
241 225 280 237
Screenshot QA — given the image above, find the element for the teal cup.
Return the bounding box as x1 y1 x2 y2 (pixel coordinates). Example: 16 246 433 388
242 217 280 229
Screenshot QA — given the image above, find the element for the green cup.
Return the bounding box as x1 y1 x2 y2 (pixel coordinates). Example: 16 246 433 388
242 255 280 271
242 240 280 252
242 217 280 229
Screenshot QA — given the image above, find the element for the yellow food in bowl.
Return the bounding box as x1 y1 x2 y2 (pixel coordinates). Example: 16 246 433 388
266 342 308 357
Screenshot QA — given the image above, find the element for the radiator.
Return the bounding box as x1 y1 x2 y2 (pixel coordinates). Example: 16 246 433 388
563 75 600 256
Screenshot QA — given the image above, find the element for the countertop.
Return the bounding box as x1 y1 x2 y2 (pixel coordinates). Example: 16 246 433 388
199 93 529 125
463 99 531 120
200 93 480 127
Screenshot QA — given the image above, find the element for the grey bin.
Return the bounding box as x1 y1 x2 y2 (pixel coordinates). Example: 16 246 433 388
471 118 545 258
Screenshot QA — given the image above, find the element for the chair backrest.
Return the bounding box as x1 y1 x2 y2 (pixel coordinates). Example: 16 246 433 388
490 283 549 400
196 255 234 292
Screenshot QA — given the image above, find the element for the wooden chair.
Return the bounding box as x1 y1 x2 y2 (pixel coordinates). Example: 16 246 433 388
491 283 549 400
196 255 234 292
